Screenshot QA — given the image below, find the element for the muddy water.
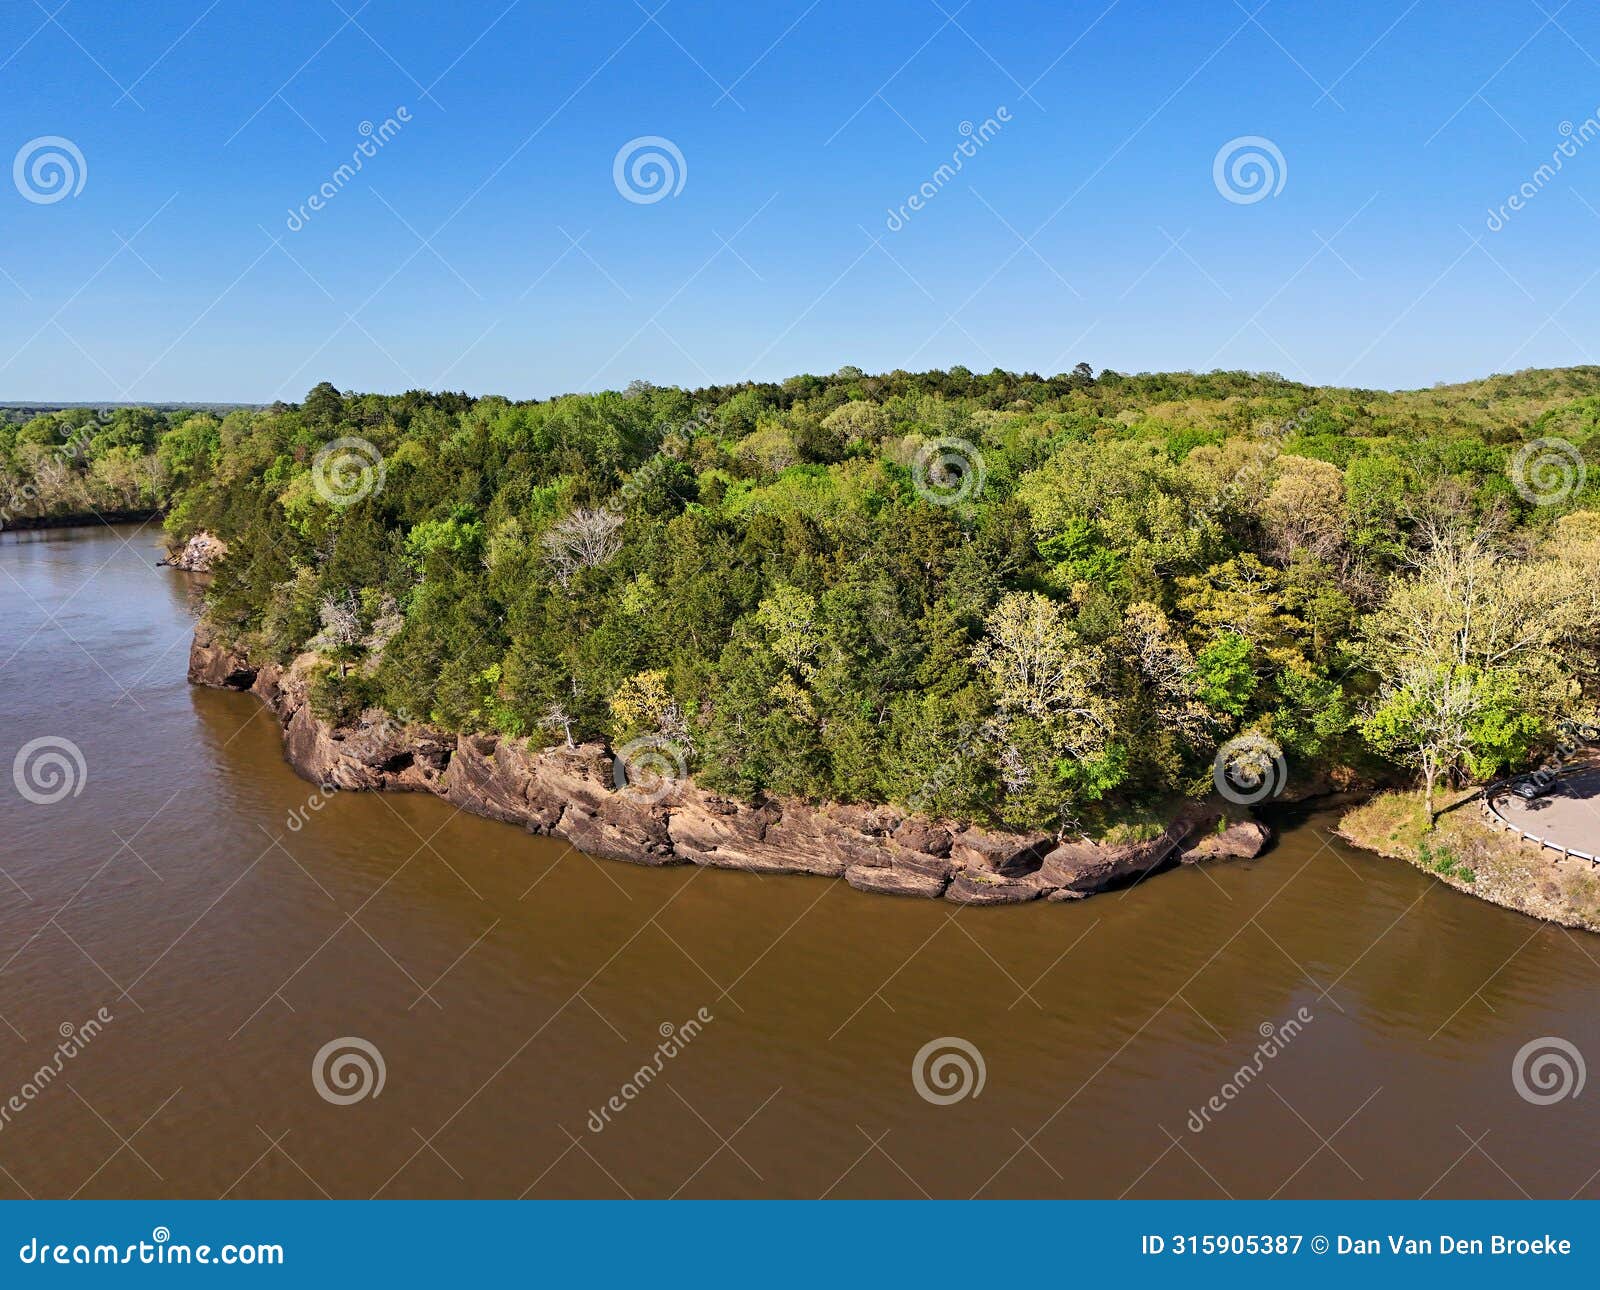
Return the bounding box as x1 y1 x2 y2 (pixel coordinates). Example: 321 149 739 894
1 523 1597 1199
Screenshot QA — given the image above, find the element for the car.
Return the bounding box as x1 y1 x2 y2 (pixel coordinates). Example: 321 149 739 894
1509 775 1560 801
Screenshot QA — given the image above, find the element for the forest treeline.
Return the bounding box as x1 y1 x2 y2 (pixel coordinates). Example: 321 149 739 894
8 364 1599 833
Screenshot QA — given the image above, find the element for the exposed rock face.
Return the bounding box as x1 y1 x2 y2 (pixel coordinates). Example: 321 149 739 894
1181 819 1272 862
164 531 227 572
1039 821 1192 895
188 626 1271 904
186 622 257 691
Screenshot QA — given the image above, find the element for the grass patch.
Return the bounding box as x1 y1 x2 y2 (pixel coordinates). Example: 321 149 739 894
1340 787 1600 932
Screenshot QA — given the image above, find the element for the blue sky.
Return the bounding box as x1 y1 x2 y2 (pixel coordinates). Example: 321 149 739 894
3 0 1599 400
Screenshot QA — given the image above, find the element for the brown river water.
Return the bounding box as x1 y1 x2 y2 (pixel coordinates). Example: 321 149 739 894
1 523 1597 1199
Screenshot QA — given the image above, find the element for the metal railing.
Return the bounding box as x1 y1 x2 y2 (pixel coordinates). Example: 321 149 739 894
1480 789 1599 864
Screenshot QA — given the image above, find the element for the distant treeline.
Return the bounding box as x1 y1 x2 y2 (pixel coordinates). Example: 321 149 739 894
0 401 257 425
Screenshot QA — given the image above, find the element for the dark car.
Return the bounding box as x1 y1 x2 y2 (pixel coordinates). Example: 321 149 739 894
1509 775 1560 801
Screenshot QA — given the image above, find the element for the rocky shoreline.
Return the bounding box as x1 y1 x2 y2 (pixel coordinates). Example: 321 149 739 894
188 624 1271 905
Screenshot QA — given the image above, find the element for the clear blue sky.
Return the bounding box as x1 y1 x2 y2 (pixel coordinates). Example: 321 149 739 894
2 0 1598 401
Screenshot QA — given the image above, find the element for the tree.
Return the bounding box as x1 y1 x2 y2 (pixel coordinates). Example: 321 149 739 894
303 382 345 429
317 592 364 677
1261 455 1345 565
1357 521 1599 820
542 507 624 587
973 592 1121 827
1361 662 1536 825
609 669 690 748
543 703 576 749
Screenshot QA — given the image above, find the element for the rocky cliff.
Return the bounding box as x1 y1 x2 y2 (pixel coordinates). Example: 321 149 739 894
162 530 227 572
188 624 1270 904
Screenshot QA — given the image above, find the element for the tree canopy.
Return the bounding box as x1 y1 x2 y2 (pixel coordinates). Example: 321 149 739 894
20 364 1598 834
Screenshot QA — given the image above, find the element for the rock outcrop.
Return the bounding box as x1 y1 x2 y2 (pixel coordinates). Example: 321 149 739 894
1180 818 1272 862
188 626 1272 904
163 531 227 572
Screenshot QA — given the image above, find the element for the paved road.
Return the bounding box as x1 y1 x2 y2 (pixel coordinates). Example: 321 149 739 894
1491 762 1600 856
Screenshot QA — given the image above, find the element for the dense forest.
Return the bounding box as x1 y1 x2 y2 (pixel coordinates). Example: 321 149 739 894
7 365 1599 834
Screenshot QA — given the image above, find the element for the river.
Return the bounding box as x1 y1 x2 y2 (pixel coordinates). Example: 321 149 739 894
1 523 1596 1199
